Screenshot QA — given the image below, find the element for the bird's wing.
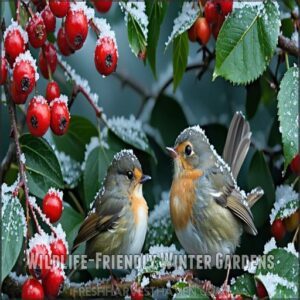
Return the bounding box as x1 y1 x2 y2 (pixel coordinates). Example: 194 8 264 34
222 112 252 179
71 194 126 252
206 167 257 235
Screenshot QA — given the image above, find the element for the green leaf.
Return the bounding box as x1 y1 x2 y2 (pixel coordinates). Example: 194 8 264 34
275 199 299 220
1 196 25 282
20 134 64 199
277 66 299 170
231 273 256 298
173 32 189 91
150 95 188 147
255 248 298 298
165 1 200 49
247 151 275 228
246 80 261 119
120 2 148 57
281 18 294 39
213 0 280 84
52 116 98 162
173 287 209 299
107 115 156 160
146 0 167 77
60 203 84 248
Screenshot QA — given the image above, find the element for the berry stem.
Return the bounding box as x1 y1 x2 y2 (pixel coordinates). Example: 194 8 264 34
89 19 101 37
42 46 53 81
292 225 299 244
21 0 34 19
16 0 21 24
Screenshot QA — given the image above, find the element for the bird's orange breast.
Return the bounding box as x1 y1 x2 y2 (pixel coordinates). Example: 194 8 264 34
170 169 203 230
130 187 148 225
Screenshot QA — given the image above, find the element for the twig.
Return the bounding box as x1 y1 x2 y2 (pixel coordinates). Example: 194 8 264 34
292 225 299 244
278 35 300 57
68 191 85 216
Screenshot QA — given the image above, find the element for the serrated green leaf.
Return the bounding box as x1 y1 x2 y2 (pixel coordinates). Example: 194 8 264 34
277 66 299 170
214 0 280 84
165 1 200 49
52 116 98 162
173 32 189 91
146 0 167 77
255 248 298 299
275 199 299 220
20 134 64 198
1 196 25 282
231 273 256 297
174 287 209 299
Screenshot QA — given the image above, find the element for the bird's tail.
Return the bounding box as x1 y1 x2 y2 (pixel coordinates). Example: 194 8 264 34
247 187 264 208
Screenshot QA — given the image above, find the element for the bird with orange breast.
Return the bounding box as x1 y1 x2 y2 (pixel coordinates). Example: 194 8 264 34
72 149 151 261
166 112 264 284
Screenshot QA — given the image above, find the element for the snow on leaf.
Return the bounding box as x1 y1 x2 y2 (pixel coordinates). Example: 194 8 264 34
263 237 277 254
165 2 200 49
269 185 299 224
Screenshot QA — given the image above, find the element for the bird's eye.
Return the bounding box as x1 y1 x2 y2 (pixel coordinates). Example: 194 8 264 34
127 171 133 180
185 145 192 156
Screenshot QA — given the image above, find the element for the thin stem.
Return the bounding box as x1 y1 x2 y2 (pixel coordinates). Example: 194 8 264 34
292 225 299 244
285 52 290 70
68 191 85 216
42 46 53 81
89 19 101 37
278 35 300 58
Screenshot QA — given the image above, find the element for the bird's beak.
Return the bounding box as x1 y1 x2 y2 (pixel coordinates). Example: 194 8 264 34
166 147 178 159
139 174 151 184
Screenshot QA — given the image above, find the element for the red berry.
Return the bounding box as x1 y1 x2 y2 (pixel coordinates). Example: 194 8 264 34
290 154 300 175
39 42 58 79
92 0 112 13
94 36 118 76
41 5 56 33
188 22 197 42
4 25 27 66
271 219 286 241
10 81 28 104
218 0 233 16
42 189 63 222
65 9 88 50
50 97 70 136
46 81 60 103
212 15 225 39
28 242 52 279
0 57 8 85
50 239 67 263
57 27 74 56
49 0 70 18
235 295 243 300
130 282 144 300
215 290 233 300
256 281 268 298
195 17 211 45
26 96 50 137
13 55 36 94
204 1 218 24
42 265 65 298
22 278 44 300
26 13 47 48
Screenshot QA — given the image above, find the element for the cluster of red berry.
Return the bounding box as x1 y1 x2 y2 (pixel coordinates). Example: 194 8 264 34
0 0 118 140
188 0 233 45
22 189 67 300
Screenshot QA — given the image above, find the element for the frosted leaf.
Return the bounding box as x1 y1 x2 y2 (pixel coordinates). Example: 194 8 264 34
144 192 173 250
263 238 277 254
269 185 299 224
165 2 200 48
55 150 81 188
119 1 148 39
81 137 100 171
284 243 298 257
108 115 150 152
140 276 150 288
244 258 260 274
57 55 100 107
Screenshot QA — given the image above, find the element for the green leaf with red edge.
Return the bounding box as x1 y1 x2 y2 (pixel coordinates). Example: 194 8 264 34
277 66 299 170
173 32 189 91
146 0 168 77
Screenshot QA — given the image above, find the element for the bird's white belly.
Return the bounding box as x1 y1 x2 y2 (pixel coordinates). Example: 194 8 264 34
123 206 148 254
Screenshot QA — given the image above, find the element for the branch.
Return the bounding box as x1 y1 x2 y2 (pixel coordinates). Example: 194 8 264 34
2 272 216 298
278 35 300 57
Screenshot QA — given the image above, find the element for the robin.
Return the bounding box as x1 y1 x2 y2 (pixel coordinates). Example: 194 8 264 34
167 112 263 284
72 149 151 261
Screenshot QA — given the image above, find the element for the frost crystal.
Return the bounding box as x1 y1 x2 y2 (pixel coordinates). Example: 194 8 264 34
28 231 51 254
284 243 299 257
119 1 148 40
13 50 39 81
70 1 94 20
113 149 136 162
140 276 150 288
94 18 117 49
166 2 200 48
9 272 28 285
108 115 148 151
57 54 100 107
82 137 100 171
263 238 277 254
244 258 260 274
269 185 299 224
4 19 28 44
